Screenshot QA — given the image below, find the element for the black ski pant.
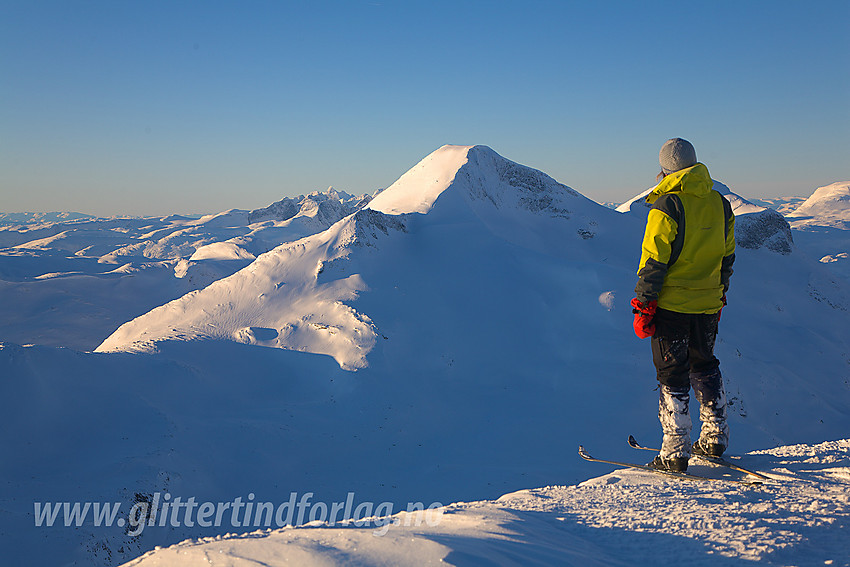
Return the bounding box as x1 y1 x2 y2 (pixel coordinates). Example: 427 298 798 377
651 308 720 391
651 308 728 456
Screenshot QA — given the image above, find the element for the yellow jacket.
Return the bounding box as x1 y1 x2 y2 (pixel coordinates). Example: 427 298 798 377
635 163 735 314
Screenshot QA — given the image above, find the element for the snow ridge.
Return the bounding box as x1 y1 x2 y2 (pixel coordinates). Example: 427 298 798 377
96 145 622 365
95 208 409 369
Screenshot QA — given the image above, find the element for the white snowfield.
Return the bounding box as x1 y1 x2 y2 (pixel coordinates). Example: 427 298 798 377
1 145 849 566
787 181 850 228
785 181 850 282
123 439 850 567
0 188 368 350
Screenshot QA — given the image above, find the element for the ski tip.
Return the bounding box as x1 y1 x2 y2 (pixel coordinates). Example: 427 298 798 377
628 434 638 447
577 446 593 460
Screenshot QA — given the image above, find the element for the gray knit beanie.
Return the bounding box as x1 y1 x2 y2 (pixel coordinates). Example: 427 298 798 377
659 138 697 174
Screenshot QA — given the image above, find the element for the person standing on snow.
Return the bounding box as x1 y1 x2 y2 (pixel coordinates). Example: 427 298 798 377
631 138 736 473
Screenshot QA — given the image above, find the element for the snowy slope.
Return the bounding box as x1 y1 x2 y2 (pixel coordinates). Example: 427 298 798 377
122 439 850 567
0 189 368 350
96 209 389 368
2 147 850 565
784 182 850 283
786 181 850 229
96 145 629 367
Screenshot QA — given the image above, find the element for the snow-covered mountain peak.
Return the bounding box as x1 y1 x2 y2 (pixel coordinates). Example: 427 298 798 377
460 145 585 211
311 186 353 202
368 144 591 219
366 144 619 258
93 145 620 366
248 187 369 225
0 211 96 228
787 181 850 228
367 145 474 215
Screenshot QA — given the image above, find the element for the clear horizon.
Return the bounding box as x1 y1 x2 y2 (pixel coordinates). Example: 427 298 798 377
2 1 848 217
0 178 827 219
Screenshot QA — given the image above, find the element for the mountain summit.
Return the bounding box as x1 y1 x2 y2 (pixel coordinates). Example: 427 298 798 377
95 145 627 367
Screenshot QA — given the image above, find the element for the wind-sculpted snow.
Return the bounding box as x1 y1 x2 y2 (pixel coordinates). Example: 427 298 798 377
366 144 472 215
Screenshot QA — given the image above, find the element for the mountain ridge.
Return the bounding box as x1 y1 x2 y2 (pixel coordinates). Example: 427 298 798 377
95 145 634 363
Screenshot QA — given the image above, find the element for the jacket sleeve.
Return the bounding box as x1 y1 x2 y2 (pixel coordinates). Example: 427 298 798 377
635 206 679 304
720 195 736 293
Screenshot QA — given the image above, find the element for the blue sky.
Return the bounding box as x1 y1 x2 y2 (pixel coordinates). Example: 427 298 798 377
2 0 848 216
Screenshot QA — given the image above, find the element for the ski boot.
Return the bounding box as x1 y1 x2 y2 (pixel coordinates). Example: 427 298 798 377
649 454 689 473
692 439 725 458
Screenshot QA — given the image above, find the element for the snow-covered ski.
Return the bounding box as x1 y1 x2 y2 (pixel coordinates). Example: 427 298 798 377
578 446 763 485
627 435 771 481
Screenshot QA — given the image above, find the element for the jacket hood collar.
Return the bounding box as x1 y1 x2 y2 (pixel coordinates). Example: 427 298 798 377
646 163 713 204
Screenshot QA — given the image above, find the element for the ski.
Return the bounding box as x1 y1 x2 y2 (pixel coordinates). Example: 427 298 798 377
578 446 762 485
627 435 771 481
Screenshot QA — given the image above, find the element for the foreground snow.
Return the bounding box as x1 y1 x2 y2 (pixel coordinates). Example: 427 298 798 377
123 439 850 566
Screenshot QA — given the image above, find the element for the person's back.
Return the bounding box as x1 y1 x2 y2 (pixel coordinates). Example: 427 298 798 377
631 138 735 473
636 160 735 315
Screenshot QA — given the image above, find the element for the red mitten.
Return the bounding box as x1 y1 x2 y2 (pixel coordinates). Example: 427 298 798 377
717 294 727 321
631 298 657 339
